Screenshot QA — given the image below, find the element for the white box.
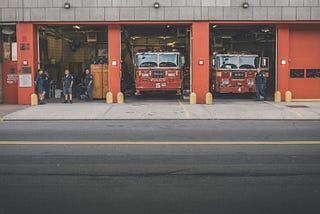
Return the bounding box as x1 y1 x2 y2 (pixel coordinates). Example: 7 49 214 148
55 89 62 98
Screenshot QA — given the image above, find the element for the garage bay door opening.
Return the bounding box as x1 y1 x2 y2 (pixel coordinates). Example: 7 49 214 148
37 25 109 101
210 24 276 100
121 25 191 100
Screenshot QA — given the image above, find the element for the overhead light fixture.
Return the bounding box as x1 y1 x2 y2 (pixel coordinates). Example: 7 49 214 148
166 25 170 28
261 27 270 33
131 36 136 40
64 2 71 9
154 2 160 9
1 28 15 35
163 36 167 40
242 2 249 8
73 25 80 30
212 25 217 28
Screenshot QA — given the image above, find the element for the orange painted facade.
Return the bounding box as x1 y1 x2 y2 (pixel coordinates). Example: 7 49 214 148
277 25 290 100
2 60 18 103
288 26 320 99
2 22 320 104
277 25 320 100
108 25 121 103
191 22 210 104
16 23 37 105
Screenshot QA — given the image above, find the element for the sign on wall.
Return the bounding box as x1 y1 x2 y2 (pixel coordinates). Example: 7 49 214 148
11 42 17 61
3 42 11 60
19 74 32 87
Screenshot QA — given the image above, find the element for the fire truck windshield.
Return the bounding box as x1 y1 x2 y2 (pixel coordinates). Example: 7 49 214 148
136 53 180 68
159 53 179 67
239 56 257 69
136 54 158 67
217 55 258 70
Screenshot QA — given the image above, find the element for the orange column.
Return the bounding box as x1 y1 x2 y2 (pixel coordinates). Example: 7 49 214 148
277 25 290 101
192 22 210 104
16 23 37 105
108 25 121 102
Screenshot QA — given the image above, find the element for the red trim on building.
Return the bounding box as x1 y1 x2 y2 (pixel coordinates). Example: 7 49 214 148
277 25 290 101
192 22 210 104
16 23 37 105
108 25 121 102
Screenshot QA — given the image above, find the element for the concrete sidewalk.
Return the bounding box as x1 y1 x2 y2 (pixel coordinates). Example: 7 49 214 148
1 99 320 121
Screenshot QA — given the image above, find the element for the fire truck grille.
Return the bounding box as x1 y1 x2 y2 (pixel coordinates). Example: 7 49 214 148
232 72 245 80
152 70 166 78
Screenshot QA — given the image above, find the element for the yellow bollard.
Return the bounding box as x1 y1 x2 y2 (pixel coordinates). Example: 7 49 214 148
285 91 292 102
274 91 281 103
117 92 124 104
106 92 113 104
206 92 212 105
31 93 38 106
190 92 196 105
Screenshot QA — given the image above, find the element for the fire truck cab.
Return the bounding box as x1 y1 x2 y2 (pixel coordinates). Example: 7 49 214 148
211 53 269 94
134 51 184 96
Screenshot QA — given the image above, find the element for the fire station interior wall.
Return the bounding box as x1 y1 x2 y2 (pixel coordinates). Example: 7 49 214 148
288 25 320 99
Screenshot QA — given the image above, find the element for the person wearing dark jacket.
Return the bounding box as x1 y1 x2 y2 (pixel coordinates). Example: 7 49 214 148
84 68 93 101
255 69 266 101
43 70 53 99
35 69 46 104
63 69 74 104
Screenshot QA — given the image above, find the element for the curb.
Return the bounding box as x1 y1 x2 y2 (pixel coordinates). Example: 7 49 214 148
2 118 320 122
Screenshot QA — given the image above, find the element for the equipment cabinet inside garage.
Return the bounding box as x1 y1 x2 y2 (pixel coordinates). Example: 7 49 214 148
90 64 108 99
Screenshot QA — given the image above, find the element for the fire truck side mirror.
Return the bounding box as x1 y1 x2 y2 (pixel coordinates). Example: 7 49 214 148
260 57 269 70
181 56 185 66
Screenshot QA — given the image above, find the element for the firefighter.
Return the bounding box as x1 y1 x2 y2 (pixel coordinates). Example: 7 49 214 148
255 69 266 101
63 69 74 104
84 68 93 101
35 69 46 104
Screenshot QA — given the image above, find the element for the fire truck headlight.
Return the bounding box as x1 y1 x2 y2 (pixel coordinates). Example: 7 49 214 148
168 73 176 77
142 73 149 77
247 79 254 86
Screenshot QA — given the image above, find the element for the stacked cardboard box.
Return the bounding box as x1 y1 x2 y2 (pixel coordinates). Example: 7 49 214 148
90 64 108 99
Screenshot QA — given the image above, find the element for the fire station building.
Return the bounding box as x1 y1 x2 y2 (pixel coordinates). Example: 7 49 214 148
0 0 320 104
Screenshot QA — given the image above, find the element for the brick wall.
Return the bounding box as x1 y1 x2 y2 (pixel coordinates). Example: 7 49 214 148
0 0 319 22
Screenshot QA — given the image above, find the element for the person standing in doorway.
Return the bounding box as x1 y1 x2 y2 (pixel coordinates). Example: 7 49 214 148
35 69 46 104
43 70 53 99
63 69 74 104
84 68 93 101
255 69 266 101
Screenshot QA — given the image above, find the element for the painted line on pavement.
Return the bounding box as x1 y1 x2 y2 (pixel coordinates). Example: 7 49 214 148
292 99 320 102
178 99 190 119
265 101 305 119
0 141 320 145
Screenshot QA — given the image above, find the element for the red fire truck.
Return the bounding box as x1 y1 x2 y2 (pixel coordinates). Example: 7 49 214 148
134 51 184 96
211 53 269 93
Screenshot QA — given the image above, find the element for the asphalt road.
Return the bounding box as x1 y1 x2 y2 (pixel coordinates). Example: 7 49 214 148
0 144 320 214
0 120 320 141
